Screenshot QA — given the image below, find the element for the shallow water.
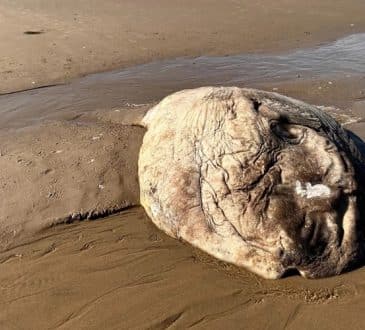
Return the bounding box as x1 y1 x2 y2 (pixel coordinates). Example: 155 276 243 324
1 34 365 329
0 33 364 128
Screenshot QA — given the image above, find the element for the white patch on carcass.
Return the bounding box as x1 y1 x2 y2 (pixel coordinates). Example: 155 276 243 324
295 181 331 198
151 203 161 217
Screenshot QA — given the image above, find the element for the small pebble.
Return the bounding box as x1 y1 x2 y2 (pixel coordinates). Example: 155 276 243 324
92 136 100 140
272 87 278 91
328 81 333 85
98 184 104 190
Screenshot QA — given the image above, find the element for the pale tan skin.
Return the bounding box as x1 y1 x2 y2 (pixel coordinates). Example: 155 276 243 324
139 87 365 279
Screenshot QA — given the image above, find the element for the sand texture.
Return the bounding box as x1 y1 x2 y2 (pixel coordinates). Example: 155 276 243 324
1 207 365 329
1 0 365 93
0 0 365 328
0 119 144 249
0 91 364 329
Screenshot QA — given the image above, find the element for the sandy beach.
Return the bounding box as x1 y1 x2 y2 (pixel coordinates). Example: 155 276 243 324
1 1 365 329
1 0 365 94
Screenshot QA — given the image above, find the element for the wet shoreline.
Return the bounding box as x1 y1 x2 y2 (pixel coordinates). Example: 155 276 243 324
0 32 365 329
0 33 364 129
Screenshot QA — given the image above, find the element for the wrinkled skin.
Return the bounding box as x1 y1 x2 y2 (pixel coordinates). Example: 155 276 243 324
138 87 365 279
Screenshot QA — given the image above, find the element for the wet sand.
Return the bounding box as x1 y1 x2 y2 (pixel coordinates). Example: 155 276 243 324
1 2 365 329
1 207 365 329
1 0 365 93
0 79 364 329
0 121 145 250
1 33 364 130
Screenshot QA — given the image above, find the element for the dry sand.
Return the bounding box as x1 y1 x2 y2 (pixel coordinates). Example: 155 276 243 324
1 0 365 93
1 1 365 329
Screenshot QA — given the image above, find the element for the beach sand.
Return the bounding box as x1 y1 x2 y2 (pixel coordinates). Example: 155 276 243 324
1 0 365 94
0 1 365 329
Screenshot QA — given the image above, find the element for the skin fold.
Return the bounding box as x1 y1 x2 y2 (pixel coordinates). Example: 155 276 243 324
139 87 365 279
